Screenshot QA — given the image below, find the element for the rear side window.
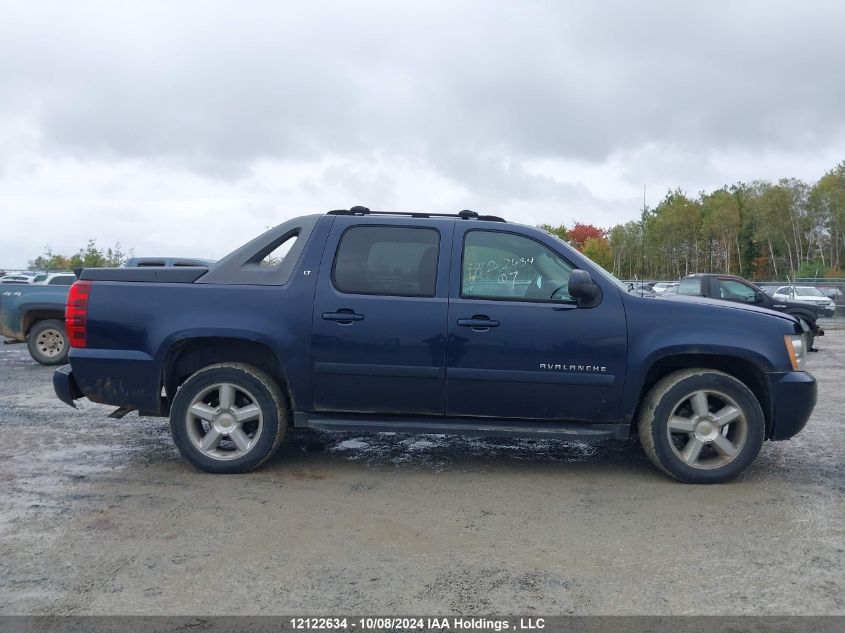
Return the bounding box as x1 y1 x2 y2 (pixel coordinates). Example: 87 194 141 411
332 226 440 297
677 278 701 296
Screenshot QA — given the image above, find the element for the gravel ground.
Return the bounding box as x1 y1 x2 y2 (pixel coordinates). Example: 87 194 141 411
0 333 843 615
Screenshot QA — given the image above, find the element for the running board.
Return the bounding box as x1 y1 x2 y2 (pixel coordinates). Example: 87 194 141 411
293 413 629 441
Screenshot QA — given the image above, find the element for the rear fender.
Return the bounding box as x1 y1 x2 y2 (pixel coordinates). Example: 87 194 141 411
158 328 295 405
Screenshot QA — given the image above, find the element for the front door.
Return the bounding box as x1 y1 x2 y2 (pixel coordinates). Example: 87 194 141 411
311 218 451 415
445 227 627 421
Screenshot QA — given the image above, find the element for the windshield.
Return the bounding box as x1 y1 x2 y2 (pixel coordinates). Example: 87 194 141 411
544 232 631 293
797 287 824 297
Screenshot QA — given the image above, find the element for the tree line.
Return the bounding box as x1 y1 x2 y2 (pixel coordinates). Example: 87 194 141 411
28 240 130 271
541 161 845 281
22 161 845 282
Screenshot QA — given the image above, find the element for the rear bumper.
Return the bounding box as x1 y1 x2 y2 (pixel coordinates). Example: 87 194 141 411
767 371 817 440
53 365 84 407
63 348 164 414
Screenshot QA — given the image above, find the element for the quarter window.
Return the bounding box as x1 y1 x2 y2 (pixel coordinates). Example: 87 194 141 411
332 226 440 297
461 230 575 302
677 278 702 296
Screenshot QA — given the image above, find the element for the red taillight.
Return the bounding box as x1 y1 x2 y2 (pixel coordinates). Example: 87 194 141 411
66 280 92 348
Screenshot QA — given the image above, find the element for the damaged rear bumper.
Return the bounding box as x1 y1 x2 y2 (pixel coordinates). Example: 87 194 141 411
53 365 84 407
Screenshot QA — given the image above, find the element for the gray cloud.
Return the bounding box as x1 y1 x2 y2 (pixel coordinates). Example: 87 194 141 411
0 1 843 267
3 1 843 169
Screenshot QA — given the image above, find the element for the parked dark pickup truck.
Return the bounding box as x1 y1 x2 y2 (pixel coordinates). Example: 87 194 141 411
673 273 823 349
54 208 817 483
1 282 72 364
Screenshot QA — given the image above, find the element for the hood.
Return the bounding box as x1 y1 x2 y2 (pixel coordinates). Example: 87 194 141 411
654 293 801 324
790 296 832 304
770 297 822 312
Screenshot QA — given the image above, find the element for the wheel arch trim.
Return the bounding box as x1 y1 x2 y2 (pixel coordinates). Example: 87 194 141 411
624 348 774 438
159 330 293 408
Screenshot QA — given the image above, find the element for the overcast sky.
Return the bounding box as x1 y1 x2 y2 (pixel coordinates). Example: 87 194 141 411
1 0 844 268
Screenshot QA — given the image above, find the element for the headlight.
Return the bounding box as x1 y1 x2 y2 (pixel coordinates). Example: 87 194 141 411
784 334 807 371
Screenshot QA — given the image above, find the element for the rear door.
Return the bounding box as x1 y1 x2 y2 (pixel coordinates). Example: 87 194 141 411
311 217 452 415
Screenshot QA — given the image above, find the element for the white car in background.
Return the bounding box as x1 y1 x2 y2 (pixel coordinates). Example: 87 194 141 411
772 285 836 317
652 282 679 294
0 274 35 284
32 272 77 286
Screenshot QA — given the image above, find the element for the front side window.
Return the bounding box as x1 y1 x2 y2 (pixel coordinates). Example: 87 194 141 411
461 230 575 302
718 279 756 302
333 226 440 297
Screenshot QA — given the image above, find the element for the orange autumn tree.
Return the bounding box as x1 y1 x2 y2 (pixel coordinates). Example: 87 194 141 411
564 223 611 268
568 223 606 251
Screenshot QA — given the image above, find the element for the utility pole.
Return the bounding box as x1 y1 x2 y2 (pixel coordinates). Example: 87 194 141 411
640 185 647 280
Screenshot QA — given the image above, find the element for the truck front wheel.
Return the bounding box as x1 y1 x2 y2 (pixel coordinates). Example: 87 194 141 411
27 319 69 365
170 363 288 474
638 369 765 484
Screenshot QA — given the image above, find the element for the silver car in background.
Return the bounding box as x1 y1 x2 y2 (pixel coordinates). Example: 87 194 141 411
772 286 836 317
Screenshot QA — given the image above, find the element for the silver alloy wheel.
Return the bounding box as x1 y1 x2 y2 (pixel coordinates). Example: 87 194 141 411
666 389 748 470
36 329 65 359
185 382 264 461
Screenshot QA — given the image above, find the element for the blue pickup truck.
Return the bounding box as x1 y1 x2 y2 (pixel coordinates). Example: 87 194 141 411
1 277 74 364
53 208 817 483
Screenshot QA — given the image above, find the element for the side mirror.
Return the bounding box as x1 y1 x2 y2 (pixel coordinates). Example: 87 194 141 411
755 291 766 303
569 269 601 306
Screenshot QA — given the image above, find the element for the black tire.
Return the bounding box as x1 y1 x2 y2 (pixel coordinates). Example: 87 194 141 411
170 363 288 474
638 369 765 484
27 319 69 365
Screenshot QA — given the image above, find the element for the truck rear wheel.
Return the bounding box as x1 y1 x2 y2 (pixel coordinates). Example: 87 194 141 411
170 363 288 474
638 369 764 484
27 319 69 365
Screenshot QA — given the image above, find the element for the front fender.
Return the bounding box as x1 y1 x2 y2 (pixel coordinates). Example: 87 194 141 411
619 296 795 422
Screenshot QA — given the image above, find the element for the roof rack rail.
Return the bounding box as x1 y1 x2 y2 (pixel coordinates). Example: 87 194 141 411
326 206 506 222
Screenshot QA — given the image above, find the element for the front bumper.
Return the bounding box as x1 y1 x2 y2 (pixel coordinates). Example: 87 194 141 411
767 371 817 440
53 365 84 408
